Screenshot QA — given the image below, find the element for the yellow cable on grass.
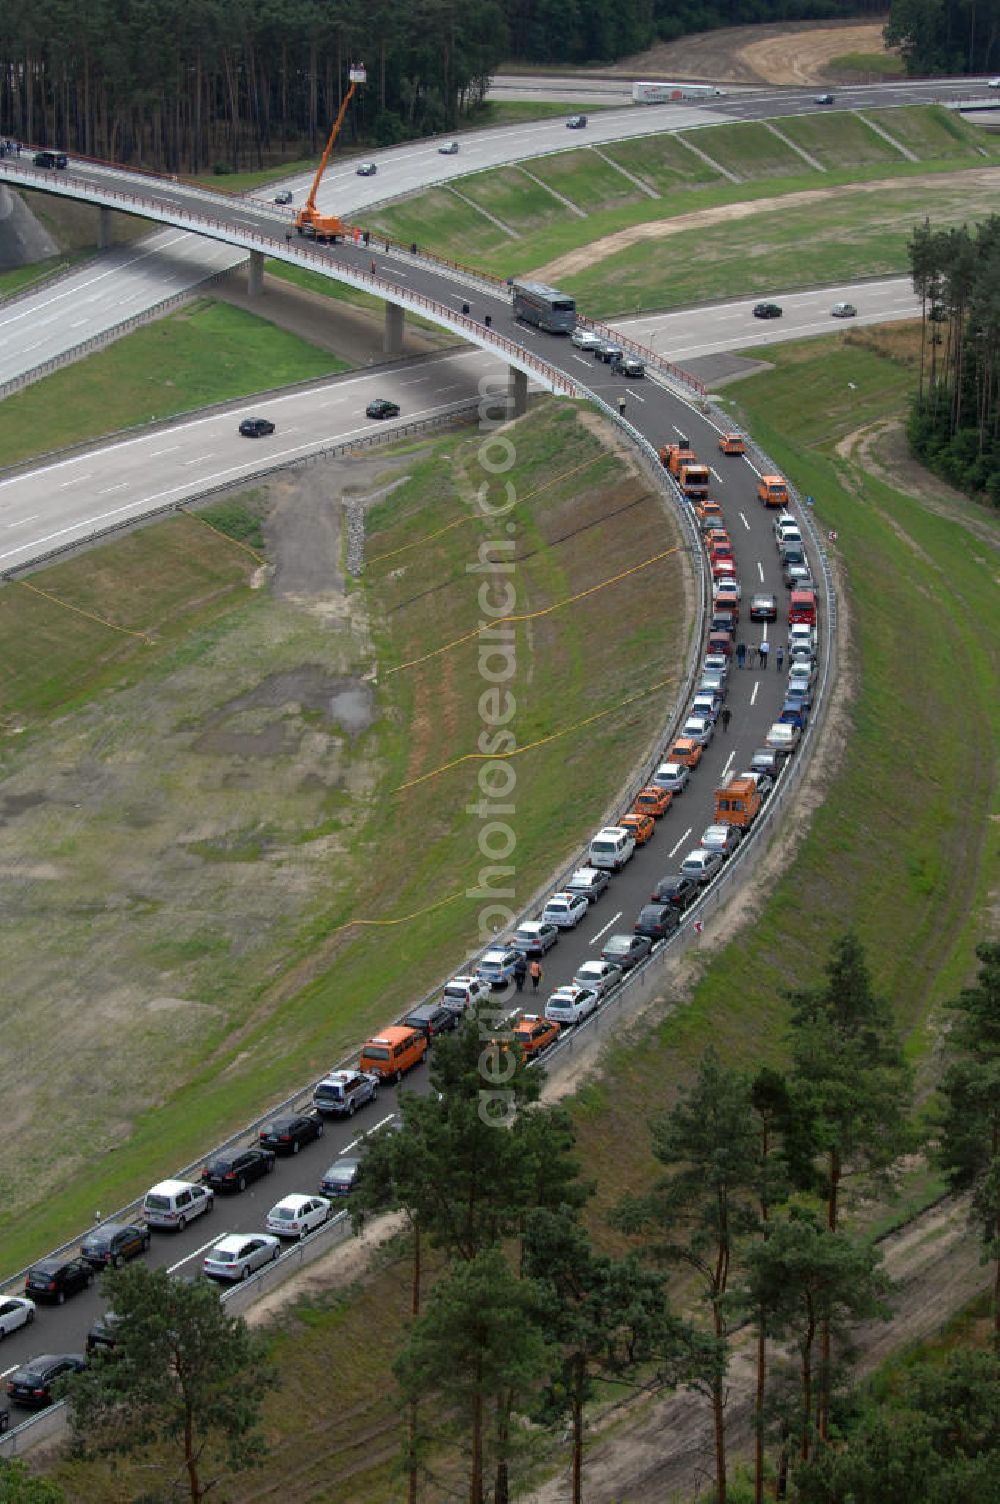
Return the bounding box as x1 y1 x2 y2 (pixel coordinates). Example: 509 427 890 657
180 507 266 565
393 674 677 794
16 580 153 644
385 545 679 678
366 451 625 567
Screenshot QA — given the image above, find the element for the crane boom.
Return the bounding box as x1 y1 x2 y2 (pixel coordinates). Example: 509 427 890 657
294 62 366 241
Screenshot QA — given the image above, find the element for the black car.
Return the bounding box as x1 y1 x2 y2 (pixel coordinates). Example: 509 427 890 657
274 189 293 205
650 873 699 911
402 1002 459 1040
86 1313 123 1354
594 341 623 364
749 593 778 622
814 93 834 106
752 302 782 319
366 398 401 420
634 903 682 941
567 114 587 129
600 933 653 971
80 1222 151 1270
25 1257 93 1305
238 416 275 438
201 1146 276 1192
6 1354 86 1408
356 161 378 176
319 1157 362 1197
259 1112 325 1155
33 150 67 169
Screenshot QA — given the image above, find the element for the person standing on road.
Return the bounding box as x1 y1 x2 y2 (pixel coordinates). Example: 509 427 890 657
776 644 785 671
529 959 542 993
759 640 769 669
618 396 626 417
736 641 746 669
513 953 527 992
720 706 732 733
747 644 756 668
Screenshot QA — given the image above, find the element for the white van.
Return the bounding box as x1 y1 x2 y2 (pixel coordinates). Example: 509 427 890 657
143 1178 214 1231
588 826 636 871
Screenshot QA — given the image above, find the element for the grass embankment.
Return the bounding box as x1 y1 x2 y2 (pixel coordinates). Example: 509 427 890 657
0 402 687 1273
363 106 1000 302
829 49 906 77
0 257 75 299
0 299 348 467
50 331 996 1504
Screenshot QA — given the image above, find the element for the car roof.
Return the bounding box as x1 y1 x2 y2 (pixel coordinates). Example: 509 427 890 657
273 1193 314 1210
147 1178 198 1196
210 1235 256 1253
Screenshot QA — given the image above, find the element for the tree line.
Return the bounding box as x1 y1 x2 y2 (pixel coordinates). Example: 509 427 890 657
0 0 878 175
3 936 995 1503
885 0 1000 75
906 215 1000 506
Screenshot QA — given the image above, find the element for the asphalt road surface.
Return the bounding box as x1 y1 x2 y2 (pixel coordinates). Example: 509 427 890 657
0 303 813 1378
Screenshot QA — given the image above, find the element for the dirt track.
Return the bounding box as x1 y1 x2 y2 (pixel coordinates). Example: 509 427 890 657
609 18 893 86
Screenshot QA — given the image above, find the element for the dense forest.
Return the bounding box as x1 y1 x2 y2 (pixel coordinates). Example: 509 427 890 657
0 0 874 173
885 0 1000 75
907 215 1000 505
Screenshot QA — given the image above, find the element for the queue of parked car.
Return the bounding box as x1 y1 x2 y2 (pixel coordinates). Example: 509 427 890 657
3 429 821 1423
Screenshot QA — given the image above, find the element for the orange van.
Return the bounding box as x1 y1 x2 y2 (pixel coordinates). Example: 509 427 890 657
669 736 703 769
714 776 762 829
757 474 788 508
788 588 817 626
359 1025 427 1082
719 433 746 456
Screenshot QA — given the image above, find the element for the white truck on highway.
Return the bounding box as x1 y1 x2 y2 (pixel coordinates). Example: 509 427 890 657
632 81 727 103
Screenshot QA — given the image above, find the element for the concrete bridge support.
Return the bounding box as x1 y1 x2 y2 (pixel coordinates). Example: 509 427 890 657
97 207 113 250
247 249 264 297
507 366 528 419
383 302 405 355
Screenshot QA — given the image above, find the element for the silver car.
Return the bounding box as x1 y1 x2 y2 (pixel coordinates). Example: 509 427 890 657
571 328 602 351
544 985 599 1027
203 1234 280 1282
679 847 724 885
651 761 690 795
681 715 714 748
572 960 622 997
542 891 590 929
564 866 611 904
700 823 742 858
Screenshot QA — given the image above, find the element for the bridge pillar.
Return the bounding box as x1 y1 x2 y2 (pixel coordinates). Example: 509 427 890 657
97 207 113 250
383 302 404 355
507 366 528 419
247 250 265 298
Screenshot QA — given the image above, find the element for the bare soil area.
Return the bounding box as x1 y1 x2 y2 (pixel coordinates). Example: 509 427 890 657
608 19 892 86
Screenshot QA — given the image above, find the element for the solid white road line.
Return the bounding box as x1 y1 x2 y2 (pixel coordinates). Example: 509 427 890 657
668 826 692 859
167 1233 222 1273
590 912 622 945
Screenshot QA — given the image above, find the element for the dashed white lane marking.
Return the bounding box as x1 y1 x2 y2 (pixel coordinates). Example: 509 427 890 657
590 912 622 945
750 681 759 706
668 826 692 858
167 1233 221 1273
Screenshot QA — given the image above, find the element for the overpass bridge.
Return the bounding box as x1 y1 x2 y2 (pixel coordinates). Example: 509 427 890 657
0 154 700 413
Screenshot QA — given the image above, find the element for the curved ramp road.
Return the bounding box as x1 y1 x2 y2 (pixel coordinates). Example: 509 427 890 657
0 308 825 1379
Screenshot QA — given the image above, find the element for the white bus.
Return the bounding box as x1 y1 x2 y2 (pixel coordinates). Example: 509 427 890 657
632 81 727 104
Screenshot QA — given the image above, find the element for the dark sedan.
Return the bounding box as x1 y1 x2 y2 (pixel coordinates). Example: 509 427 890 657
80 1222 151 1270
366 398 400 419
259 1113 325 1155
650 873 699 910
601 933 653 971
201 1146 276 1193
6 1355 86 1409
749 593 778 622
634 903 682 941
320 1157 361 1196
753 302 782 319
24 1257 93 1305
238 417 275 438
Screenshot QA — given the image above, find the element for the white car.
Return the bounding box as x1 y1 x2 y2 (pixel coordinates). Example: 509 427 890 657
442 975 489 1013
679 847 725 885
265 1194 330 1241
542 891 590 929
203 1233 281 1281
990 77 1000 88
681 715 714 748
572 960 623 997
438 139 459 154
703 652 729 678
700 823 742 858
564 866 610 904
788 661 817 691
713 579 742 604
0 1296 35 1337
571 328 602 350
690 694 720 725
766 722 801 753
544 984 599 1026
651 761 690 794
831 301 857 318
789 623 818 655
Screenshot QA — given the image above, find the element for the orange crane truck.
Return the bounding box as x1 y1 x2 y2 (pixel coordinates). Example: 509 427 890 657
294 63 367 242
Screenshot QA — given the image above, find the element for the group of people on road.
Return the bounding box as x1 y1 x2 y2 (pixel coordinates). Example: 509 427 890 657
0 140 23 158
513 955 543 993
735 640 785 671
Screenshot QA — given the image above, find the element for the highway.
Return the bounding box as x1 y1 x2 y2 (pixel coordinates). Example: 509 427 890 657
0 311 817 1382
3 72 995 390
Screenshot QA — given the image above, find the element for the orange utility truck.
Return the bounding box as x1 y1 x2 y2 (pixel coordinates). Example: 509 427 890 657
714 775 762 830
757 474 789 508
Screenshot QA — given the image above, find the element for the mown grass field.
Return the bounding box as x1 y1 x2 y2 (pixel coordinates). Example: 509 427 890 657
0 403 687 1275
365 107 1000 294
0 300 348 467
